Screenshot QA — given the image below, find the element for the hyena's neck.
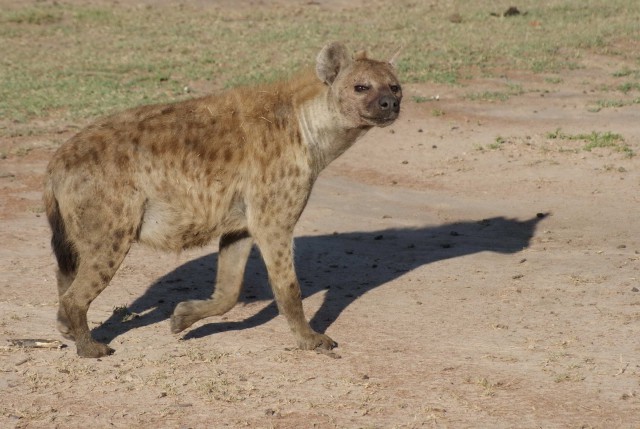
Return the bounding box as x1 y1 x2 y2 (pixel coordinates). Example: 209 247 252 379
297 91 370 177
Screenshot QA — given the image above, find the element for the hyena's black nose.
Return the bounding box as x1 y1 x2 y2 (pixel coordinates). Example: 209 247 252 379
378 95 400 112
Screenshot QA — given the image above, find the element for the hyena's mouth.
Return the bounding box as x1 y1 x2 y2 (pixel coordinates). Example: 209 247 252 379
361 114 399 127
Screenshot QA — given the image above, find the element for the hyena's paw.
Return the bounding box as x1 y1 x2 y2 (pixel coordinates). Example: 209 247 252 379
76 338 115 358
297 331 338 351
170 301 201 334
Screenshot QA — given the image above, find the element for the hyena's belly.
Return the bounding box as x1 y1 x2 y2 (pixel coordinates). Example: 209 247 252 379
138 192 248 251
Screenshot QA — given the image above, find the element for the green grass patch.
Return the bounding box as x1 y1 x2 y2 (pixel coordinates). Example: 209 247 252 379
617 82 640 93
544 77 564 84
489 136 507 149
581 131 625 152
1 1 640 128
588 97 640 111
475 136 507 151
466 84 524 102
412 96 431 103
466 91 511 102
596 99 626 108
612 68 640 78
546 129 634 157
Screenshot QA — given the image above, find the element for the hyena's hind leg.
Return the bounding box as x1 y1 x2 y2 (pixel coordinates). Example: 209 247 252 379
58 230 135 358
53 200 139 357
56 270 77 340
47 194 80 340
171 230 254 333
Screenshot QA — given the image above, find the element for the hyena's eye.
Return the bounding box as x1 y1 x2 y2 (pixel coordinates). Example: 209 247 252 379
390 85 401 93
354 85 370 93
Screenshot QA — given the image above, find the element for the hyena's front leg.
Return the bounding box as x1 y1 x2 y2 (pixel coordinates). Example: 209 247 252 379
171 231 254 333
253 229 337 350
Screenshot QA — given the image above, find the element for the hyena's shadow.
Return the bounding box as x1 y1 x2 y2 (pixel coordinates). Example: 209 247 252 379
93 214 546 344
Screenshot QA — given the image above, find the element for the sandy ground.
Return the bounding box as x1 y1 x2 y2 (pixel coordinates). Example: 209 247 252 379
1 17 640 429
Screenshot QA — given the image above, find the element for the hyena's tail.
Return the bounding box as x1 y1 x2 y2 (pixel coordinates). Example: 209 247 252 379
44 179 78 276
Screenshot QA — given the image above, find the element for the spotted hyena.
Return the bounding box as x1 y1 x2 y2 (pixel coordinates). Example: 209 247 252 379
44 42 402 358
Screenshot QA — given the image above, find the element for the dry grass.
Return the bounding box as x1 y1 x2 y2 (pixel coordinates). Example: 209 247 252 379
1 0 639 132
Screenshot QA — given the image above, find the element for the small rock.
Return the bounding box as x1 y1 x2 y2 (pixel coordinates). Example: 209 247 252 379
632 287 639 293
448 13 463 23
401 160 409 164
617 244 627 249
492 7 523 17
503 6 521 17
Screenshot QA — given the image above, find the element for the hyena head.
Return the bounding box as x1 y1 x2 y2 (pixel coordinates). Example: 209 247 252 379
316 42 402 128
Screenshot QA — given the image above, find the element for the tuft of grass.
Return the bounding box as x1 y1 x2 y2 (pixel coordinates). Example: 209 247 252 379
475 136 507 151
412 96 430 103
582 131 624 151
466 91 511 102
544 77 563 84
617 82 640 93
612 68 640 78
465 84 524 102
546 129 634 157
595 99 626 109
28 205 45 214
488 136 506 150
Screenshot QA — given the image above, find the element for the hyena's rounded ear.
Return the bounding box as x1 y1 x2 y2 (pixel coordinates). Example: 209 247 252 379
316 42 353 85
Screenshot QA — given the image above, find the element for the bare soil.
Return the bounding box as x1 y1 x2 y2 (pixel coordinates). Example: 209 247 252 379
1 8 639 429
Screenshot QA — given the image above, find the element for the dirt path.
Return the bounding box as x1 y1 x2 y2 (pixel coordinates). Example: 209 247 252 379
1 46 639 429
